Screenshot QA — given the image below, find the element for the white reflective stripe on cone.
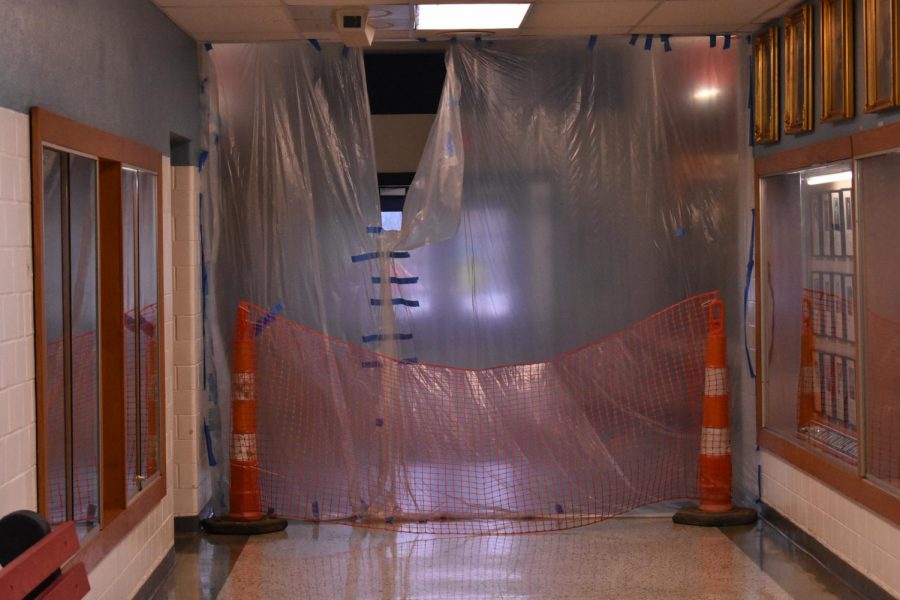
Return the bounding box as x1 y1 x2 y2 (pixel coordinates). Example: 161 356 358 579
233 372 255 401
232 433 258 461
703 367 728 397
700 427 731 456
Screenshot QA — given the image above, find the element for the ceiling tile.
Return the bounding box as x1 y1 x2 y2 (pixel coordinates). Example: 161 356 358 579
640 0 783 27
524 1 658 29
162 6 297 33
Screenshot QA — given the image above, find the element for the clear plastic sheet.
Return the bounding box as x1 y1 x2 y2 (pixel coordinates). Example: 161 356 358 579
203 38 752 521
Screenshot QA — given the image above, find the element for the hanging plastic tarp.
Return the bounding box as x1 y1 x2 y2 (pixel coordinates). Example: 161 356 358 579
203 38 751 526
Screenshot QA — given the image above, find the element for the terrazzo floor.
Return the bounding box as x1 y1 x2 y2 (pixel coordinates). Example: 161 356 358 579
153 517 864 599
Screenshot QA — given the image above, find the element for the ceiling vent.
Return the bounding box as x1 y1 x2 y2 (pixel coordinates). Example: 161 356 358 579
334 8 375 47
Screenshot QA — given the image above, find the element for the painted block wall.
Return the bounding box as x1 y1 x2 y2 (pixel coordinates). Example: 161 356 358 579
172 166 212 517
0 107 36 517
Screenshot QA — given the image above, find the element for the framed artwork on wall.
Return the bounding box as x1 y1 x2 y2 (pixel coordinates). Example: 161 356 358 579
754 26 781 144
864 0 900 111
821 0 855 121
785 5 814 134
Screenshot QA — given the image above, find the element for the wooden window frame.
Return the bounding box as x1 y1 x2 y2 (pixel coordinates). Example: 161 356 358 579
755 122 900 526
31 108 167 571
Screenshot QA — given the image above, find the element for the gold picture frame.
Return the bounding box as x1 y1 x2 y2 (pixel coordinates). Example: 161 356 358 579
821 0 855 121
864 0 900 111
754 26 780 144
785 5 813 133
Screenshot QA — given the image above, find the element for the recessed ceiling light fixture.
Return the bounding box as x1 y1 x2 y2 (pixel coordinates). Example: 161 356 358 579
415 3 531 30
806 171 852 186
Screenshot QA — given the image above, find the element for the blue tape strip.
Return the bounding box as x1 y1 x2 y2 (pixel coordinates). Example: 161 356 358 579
375 418 384 427
362 333 413 343
417 37 428 43
203 419 217 466
372 276 419 285
629 34 639 46
475 35 483 46
361 360 382 368
254 303 284 336
710 34 717 48
644 34 653 50
587 35 598 51
743 208 757 379
352 252 379 263
309 38 322 51
367 226 383 234
555 503 564 514
723 34 732 50
342 45 349 58
401 357 418 364
370 298 420 307
661 34 672 52
198 149 209 172
312 501 320 518
204 42 213 52
390 251 410 259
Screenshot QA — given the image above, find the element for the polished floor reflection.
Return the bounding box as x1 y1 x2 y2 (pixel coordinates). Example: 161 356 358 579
154 517 863 599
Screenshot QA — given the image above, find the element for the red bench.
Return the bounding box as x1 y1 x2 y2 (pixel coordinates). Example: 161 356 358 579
0 511 90 600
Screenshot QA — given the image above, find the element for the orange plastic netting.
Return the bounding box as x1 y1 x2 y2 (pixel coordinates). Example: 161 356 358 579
241 292 717 533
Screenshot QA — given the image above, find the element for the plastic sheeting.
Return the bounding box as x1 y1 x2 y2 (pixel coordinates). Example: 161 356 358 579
202 38 750 518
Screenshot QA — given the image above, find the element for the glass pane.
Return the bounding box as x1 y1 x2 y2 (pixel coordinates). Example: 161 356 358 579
858 152 900 492
41 148 66 526
137 172 159 482
68 154 99 534
762 161 858 466
123 168 139 498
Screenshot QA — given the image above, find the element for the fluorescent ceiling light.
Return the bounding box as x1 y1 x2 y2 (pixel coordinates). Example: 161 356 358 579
693 87 720 100
416 3 531 30
806 171 852 186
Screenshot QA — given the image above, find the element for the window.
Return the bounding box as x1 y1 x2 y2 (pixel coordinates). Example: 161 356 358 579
31 108 167 567
40 148 100 537
756 126 900 522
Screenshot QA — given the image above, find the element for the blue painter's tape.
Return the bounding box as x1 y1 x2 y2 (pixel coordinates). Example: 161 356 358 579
385 516 394 524
475 35 483 46
375 418 384 427
417 37 428 43
253 303 284 336
362 333 413 343
371 298 421 307
312 501 320 518
198 149 209 172
309 38 322 51
555 503 564 514
661 34 672 52
723 34 732 50
203 419 217 466
342 45 349 58
361 360 381 368
743 208 757 378
204 42 213 51
390 251 410 259
710 34 717 48
352 252 379 263
401 357 418 364
675 227 686 237
587 35 598 51
629 34 639 46
372 276 419 285
214 133 220 146
644 34 653 50
367 226 383 234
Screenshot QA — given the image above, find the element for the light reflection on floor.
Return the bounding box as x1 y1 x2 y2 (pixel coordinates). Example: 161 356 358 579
151 514 865 599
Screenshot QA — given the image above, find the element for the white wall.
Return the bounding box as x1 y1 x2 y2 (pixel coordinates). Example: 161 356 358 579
0 107 175 600
0 107 36 517
172 166 211 517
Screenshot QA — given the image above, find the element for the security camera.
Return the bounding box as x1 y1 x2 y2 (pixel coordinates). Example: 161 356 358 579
334 8 375 47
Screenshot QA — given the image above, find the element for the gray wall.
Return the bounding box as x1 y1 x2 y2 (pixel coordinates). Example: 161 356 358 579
754 0 900 158
0 0 200 161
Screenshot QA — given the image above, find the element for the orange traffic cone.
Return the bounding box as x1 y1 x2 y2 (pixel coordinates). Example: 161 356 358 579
203 302 287 534
673 299 757 526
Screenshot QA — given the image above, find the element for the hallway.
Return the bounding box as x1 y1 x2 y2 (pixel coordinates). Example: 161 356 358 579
153 517 866 599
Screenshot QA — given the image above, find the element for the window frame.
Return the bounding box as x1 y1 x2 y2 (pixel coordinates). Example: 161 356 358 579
755 122 900 526
30 107 167 571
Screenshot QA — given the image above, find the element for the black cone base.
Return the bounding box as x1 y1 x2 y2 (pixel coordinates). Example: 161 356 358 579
672 505 758 527
201 515 289 535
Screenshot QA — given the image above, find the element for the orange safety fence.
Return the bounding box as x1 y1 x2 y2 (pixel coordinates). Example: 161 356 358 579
45 304 158 526
239 292 717 534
